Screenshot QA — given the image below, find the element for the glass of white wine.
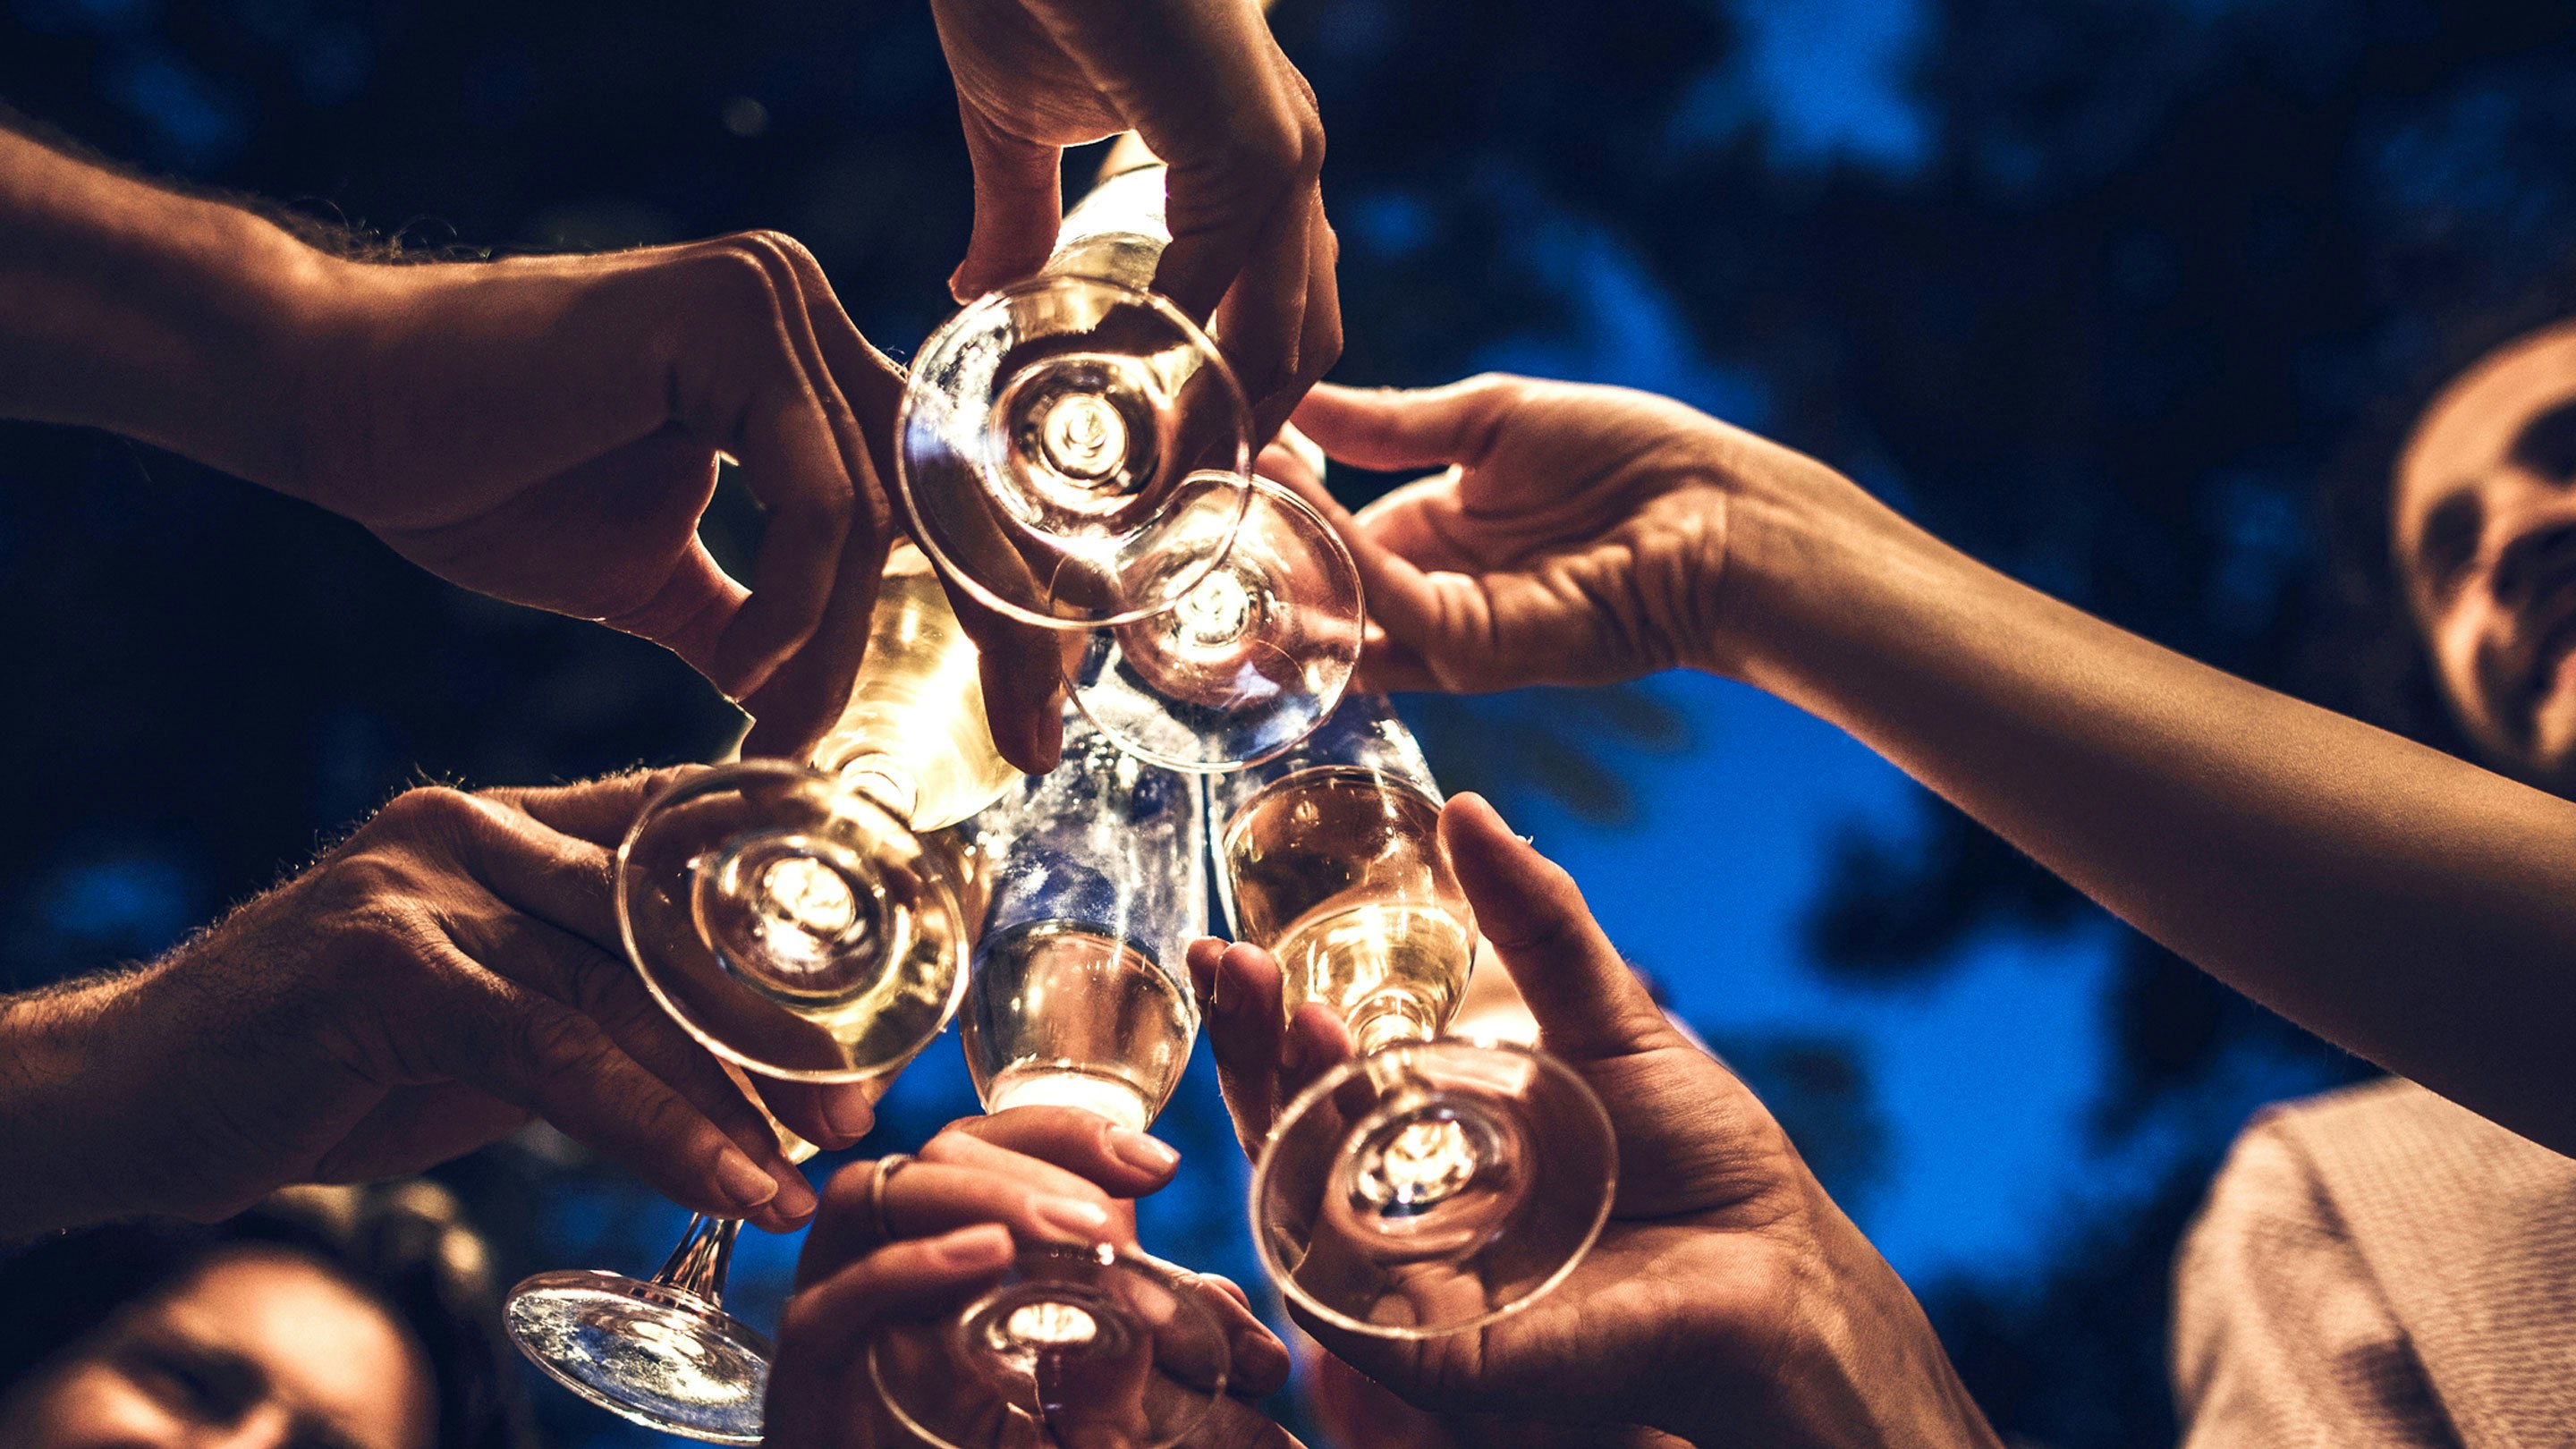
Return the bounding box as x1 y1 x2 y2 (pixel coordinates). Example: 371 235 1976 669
504 544 1024 1443
866 710 1239 1449
898 161 1253 631
1209 694 1618 1340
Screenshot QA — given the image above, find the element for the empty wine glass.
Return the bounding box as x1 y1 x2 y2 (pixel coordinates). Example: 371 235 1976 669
897 161 1253 630
1210 693 1618 1339
1068 472 1363 773
506 547 1024 1441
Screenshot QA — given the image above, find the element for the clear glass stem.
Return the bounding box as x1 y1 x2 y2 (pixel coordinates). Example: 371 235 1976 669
653 1215 740 1306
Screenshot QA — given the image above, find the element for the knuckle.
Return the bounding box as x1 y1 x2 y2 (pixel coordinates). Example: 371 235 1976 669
687 242 785 314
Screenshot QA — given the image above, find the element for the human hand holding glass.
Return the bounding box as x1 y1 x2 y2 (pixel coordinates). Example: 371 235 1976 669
1198 796 2004 1447
838 1112 1299 1449
1196 692 1617 1339
863 718 1253 1448
902 163 1362 773
506 545 1026 1442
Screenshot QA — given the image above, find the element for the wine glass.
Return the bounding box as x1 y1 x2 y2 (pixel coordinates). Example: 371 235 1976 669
506 547 1024 1442
1209 693 1619 1339
863 711 1237 1449
959 708 1206 1130
1068 472 1363 773
895 162 1254 631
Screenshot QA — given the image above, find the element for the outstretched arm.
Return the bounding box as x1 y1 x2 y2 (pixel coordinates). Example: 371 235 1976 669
0 120 1060 767
1291 375 2576 1157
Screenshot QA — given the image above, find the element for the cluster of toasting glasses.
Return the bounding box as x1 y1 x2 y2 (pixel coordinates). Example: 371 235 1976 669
500 163 1619 1448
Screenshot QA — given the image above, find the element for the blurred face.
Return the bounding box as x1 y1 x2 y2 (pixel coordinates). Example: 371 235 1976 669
2395 322 2576 788
0 1250 434 1449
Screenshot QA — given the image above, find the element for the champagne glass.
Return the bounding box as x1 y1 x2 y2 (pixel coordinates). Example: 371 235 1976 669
897 162 1253 631
1210 694 1618 1339
1068 472 1364 773
506 546 1024 1442
869 712 1235 1449
960 708 1206 1130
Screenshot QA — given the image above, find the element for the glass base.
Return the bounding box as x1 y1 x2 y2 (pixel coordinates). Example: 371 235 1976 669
504 1269 775 1445
1251 1040 1616 1339
869 1245 1230 1449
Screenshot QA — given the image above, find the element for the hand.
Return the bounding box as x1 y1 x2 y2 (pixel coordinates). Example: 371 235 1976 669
1287 375 1858 693
764 1108 1301 1448
1191 794 2002 1449
284 236 1062 769
928 0 1340 435
0 773 877 1238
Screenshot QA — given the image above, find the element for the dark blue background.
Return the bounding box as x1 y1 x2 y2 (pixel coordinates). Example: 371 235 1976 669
6 0 2572 1443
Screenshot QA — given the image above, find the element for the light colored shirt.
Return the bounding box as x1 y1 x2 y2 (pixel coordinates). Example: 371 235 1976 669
2172 1078 2576 1448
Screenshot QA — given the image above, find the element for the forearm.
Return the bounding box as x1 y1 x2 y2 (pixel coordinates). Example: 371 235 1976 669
0 126 328 485
0 970 162 1238
1723 468 2576 1154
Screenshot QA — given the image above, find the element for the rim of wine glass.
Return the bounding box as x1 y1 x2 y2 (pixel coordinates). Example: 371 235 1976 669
1246 1037 1618 1340
615 758 971 1084
1067 472 1365 775
863 1241 1231 1449
893 274 1255 631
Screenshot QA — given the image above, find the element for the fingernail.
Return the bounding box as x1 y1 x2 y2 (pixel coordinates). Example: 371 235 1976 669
715 1148 779 1212
1107 1129 1180 1174
936 1224 1014 1269
770 1164 818 1223
1031 1194 1113 1242
821 1089 875 1145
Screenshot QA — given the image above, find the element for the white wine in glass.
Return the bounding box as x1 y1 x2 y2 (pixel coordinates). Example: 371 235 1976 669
507 546 1022 1443
1211 694 1617 1341
873 712 1232 1449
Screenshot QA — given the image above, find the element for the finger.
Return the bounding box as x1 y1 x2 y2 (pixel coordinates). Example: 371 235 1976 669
428 790 622 946
757 1075 882 1153
1259 462 1457 690
934 1105 1182 1197
664 242 862 707
795 1157 1122 1290
915 1129 1136 1236
957 581 1069 775
1281 1000 1354 1101
766 1224 1017 1445
1199 941 1290 1154
488 767 699 848
1123 1255 1292 1402
1151 40 1318 325
950 103 1065 301
1290 377 1513 473
604 534 750 681
411 956 817 1226
1211 182 1323 441
1438 793 1680 1061
730 236 893 760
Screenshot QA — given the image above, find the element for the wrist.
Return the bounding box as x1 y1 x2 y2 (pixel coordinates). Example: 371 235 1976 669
0 131 338 487
1689 425 1972 700
1657 1240 2001 1449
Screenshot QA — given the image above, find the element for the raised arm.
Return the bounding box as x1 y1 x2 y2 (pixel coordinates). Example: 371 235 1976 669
1289 375 2576 1157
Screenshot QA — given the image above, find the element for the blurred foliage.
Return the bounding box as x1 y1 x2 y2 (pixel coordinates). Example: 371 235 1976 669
7 0 2576 1445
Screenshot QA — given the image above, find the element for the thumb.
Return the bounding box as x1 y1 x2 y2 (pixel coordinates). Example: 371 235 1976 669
1441 793 1677 1061
952 103 1064 301
1290 377 1512 474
